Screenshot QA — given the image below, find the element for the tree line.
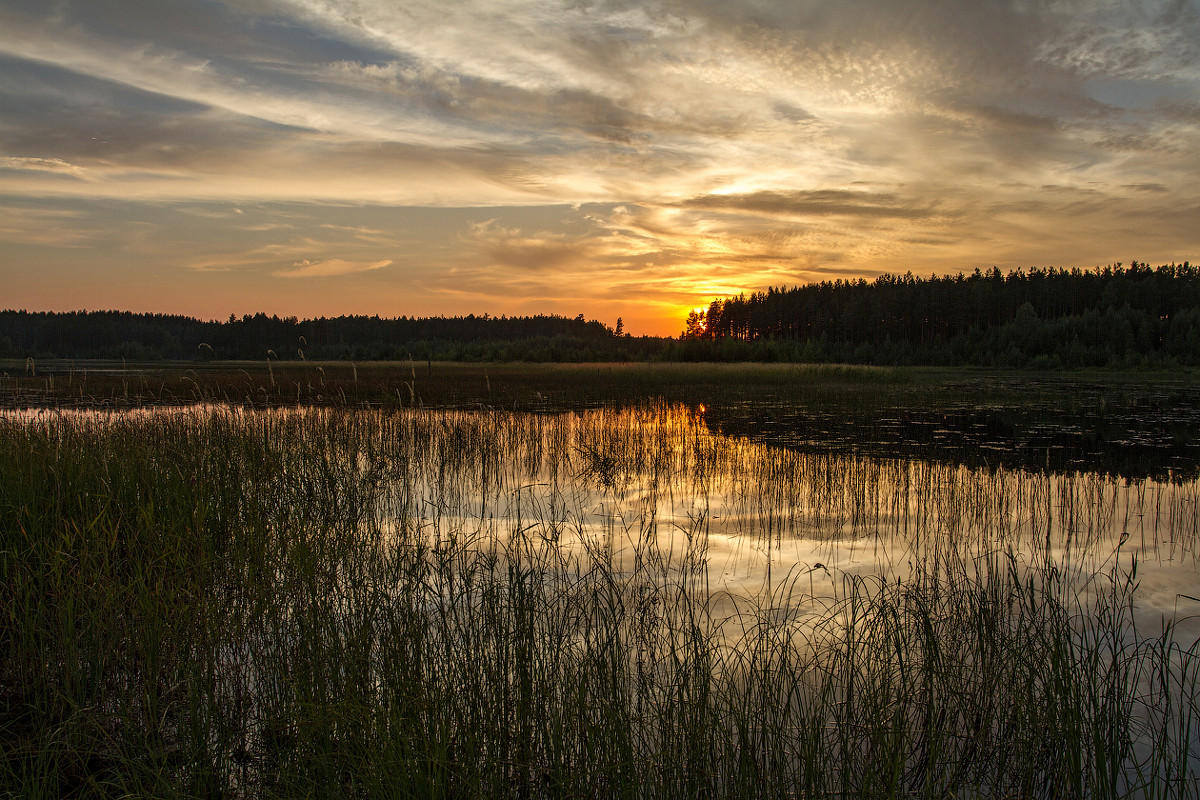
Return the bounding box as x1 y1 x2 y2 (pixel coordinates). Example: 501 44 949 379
0 311 661 362
4 262 1197 367
671 262 1200 368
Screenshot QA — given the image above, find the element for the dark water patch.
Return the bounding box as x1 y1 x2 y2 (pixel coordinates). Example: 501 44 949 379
697 386 1200 481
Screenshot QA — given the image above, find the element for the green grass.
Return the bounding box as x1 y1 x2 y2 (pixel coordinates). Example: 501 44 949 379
1 404 1197 798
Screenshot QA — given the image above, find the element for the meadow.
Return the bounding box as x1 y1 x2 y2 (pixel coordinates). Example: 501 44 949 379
2 364 1199 798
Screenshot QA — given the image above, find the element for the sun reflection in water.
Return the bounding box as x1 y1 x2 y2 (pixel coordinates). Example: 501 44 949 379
357 402 1200 644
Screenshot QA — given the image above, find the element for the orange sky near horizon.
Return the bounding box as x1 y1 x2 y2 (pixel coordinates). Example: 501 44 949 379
2 1 1198 336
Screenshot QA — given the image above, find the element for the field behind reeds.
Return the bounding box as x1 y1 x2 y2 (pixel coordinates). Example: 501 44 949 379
2 404 1198 798
1 360 931 410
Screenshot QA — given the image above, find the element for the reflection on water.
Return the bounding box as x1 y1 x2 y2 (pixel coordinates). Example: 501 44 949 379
11 401 1198 634
353 403 1200 641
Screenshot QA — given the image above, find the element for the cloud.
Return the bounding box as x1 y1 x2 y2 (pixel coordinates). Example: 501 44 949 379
1123 183 1170 193
679 190 943 220
0 156 90 178
4 0 1188 212
0 202 99 245
275 258 394 278
463 219 618 271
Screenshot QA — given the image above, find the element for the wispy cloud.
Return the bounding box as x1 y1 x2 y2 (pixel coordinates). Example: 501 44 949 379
679 190 945 220
0 156 91 178
275 258 394 278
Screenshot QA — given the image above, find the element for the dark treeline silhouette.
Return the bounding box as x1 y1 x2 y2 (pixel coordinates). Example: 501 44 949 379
6 262 1198 367
0 310 663 362
668 262 1200 368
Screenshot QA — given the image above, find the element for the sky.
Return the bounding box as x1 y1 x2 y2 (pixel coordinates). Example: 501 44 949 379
1 0 1198 336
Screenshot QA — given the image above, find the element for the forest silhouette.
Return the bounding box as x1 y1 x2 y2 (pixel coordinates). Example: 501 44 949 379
4 262 1197 368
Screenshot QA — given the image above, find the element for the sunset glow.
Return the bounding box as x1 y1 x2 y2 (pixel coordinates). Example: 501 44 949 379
2 1 1198 335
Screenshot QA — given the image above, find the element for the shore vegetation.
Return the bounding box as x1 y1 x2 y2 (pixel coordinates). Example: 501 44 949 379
2 394 1198 797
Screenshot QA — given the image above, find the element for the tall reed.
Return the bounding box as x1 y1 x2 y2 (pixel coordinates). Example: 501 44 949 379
1 405 1196 798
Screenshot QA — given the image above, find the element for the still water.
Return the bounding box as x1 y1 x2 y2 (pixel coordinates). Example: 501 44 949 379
358 402 1200 644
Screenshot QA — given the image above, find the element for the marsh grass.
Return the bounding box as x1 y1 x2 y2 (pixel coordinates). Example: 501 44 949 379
0 360 1019 413
6 360 1199 483
1 405 1197 798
